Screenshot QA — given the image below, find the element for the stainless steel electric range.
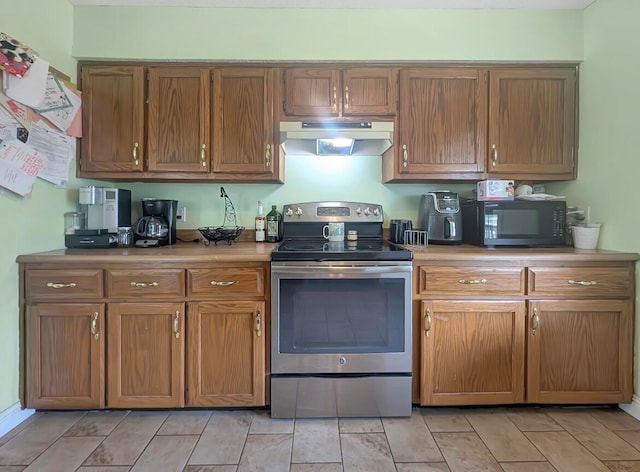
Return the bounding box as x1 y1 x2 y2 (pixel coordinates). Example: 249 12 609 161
270 201 413 418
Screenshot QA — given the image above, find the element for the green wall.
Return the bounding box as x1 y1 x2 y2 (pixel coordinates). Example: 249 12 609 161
1 0 76 413
3 3 601 414
551 0 640 393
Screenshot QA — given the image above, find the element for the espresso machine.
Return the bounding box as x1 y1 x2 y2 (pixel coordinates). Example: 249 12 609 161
134 199 178 247
65 186 132 248
418 191 463 244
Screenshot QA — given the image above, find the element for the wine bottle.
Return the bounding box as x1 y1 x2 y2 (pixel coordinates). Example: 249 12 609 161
266 205 281 242
255 201 265 242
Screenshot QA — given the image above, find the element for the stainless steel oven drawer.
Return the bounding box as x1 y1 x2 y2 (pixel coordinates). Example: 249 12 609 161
271 375 412 418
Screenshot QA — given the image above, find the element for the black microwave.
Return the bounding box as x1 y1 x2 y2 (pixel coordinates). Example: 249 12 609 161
461 199 567 247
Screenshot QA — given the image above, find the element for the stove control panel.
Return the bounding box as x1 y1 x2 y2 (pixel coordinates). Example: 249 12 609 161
282 201 383 223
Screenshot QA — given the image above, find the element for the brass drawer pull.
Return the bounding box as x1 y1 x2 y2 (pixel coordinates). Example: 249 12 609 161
532 307 540 336
458 279 487 285
424 308 432 337
173 311 180 339
129 281 159 288
47 282 77 289
91 312 99 340
210 280 239 287
568 280 597 286
255 309 262 337
133 142 139 166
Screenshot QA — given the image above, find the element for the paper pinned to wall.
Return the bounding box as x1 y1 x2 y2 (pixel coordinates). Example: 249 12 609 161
37 81 81 133
26 121 74 187
5 57 49 108
0 139 44 198
0 106 20 141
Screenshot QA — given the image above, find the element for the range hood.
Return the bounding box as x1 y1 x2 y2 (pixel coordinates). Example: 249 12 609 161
280 121 394 156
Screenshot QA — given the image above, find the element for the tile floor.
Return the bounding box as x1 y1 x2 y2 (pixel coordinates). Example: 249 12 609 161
1 406 640 471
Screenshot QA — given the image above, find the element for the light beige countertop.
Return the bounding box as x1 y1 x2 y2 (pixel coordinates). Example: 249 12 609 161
17 241 640 266
406 244 640 264
16 241 279 265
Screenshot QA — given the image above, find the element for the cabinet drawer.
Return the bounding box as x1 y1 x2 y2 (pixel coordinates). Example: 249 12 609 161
26 269 103 300
417 266 524 296
527 266 633 298
188 266 265 299
106 269 185 298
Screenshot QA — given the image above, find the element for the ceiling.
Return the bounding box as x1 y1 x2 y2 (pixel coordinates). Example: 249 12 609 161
68 0 597 9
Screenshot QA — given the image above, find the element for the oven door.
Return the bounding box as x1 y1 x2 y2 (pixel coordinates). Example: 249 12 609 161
271 261 412 375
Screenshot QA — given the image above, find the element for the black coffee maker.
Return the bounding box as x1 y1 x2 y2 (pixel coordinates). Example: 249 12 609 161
134 199 178 247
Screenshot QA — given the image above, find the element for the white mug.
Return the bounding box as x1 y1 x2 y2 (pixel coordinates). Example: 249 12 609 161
323 222 344 242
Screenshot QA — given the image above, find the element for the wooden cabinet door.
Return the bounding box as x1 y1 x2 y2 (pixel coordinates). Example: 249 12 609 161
342 67 398 116
211 68 277 177
283 68 341 117
26 303 104 409
80 65 145 174
488 67 576 178
147 67 210 173
397 68 487 177
420 300 525 406
107 302 184 408
187 301 265 407
527 299 633 404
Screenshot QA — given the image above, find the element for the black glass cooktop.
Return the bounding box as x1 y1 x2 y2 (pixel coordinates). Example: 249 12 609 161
271 238 412 262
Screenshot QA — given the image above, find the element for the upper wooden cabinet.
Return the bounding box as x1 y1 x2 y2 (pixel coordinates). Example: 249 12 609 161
147 67 210 173
80 65 145 174
487 67 577 180
78 64 282 182
282 67 398 118
391 67 487 179
383 64 578 182
211 67 281 179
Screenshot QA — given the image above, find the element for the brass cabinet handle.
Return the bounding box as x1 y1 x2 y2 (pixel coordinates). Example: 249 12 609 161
200 144 207 167
47 282 77 289
173 311 180 339
344 86 350 110
265 144 271 168
255 309 262 337
402 144 408 168
129 281 159 288
458 278 487 285
491 144 498 166
568 279 597 286
332 86 337 110
133 142 139 166
210 280 239 287
91 312 99 340
532 307 540 336
424 308 432 337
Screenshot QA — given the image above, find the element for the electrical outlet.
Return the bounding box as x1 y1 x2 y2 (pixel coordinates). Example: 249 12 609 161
176 206 186 222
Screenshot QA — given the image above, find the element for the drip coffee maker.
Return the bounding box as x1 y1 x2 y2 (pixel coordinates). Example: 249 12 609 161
134 199 178 247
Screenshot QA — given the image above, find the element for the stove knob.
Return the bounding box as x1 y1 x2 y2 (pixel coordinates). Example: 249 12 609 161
285 207 293 216
364 207 371 216
373 207 380 217
295 207 303 216
356 207 363 215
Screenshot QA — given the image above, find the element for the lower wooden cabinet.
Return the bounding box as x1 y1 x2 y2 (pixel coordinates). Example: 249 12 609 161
107 302 185 408
527 299 633 404
26 303 105 409
415 261 636 406
187 301 265 406
420 300 525 405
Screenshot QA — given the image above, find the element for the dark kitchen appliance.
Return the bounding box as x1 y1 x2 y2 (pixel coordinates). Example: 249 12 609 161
134 199 178 247
65 186 131 249
417 191 463 244
270 201 413 419
461 199 567 247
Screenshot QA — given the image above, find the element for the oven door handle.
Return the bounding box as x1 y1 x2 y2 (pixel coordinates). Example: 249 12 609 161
271 265 411 275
